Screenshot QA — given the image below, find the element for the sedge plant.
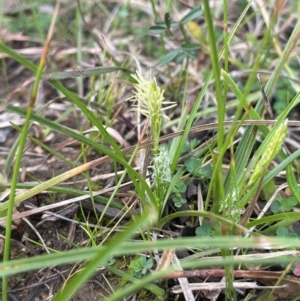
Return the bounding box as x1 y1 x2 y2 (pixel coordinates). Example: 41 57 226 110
128 70 176 215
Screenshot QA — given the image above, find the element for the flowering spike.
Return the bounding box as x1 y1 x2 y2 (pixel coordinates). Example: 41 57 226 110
249 119 288 184
128 70 176 152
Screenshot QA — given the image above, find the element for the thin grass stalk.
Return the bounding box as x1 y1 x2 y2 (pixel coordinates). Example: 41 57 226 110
1 95 32 301
222 0 241 285
202 0 224 151
243 12 272 102
76 6 83 96
248 211 300 229
4 179 120 208
158 210 248 233
4 134 20 176
0 236 300 278
150 0 159 20
1 3 60 300
0 42 36 73
267 262 292 299
203 0 226 212
222 0 229 99
222 0 231 213
165 0 174 12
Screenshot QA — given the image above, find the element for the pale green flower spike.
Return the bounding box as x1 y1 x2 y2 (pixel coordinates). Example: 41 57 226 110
152 147 172 205
222 188 239 210
128 70 176 153
249 119 288 185
152 147 172 184
221 188 243 222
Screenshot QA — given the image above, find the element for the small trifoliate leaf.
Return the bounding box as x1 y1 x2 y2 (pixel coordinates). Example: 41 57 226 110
276 226 289 237
144 259 153 270
164 13 171 29
180 6 203 24
288 233 299 238
281 197 297 211
270 200 281 213
175 180 186 193
149 25 167 34
174 51 186 63
196 223 212 236
184 157 199 172
158 49 180 66
130 260 141 272
181 43 201 51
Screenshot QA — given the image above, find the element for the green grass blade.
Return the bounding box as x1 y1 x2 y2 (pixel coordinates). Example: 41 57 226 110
287 164 300 204
1 237 300 278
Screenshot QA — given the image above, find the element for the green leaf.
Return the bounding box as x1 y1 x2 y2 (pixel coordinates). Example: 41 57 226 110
186 52 197 61
195 223 212 236
173 196 181 203
184 157 198 172
174 51 187 63
175 180 186 193
281 197 297 212
203 164 213 179
276 226 289 237
202 223 212 234
270 200 281 213
164 13 171 29
287 164 300 204
181 43 201 51
173 198 183 208
139 257 153 275
288 233 299 238
157 49 180 66
149 25 167 34
190 139 200 150
180 6 203 25
154 20 178 28
145 259 153 270
130 260 142 272
184 157 206 178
